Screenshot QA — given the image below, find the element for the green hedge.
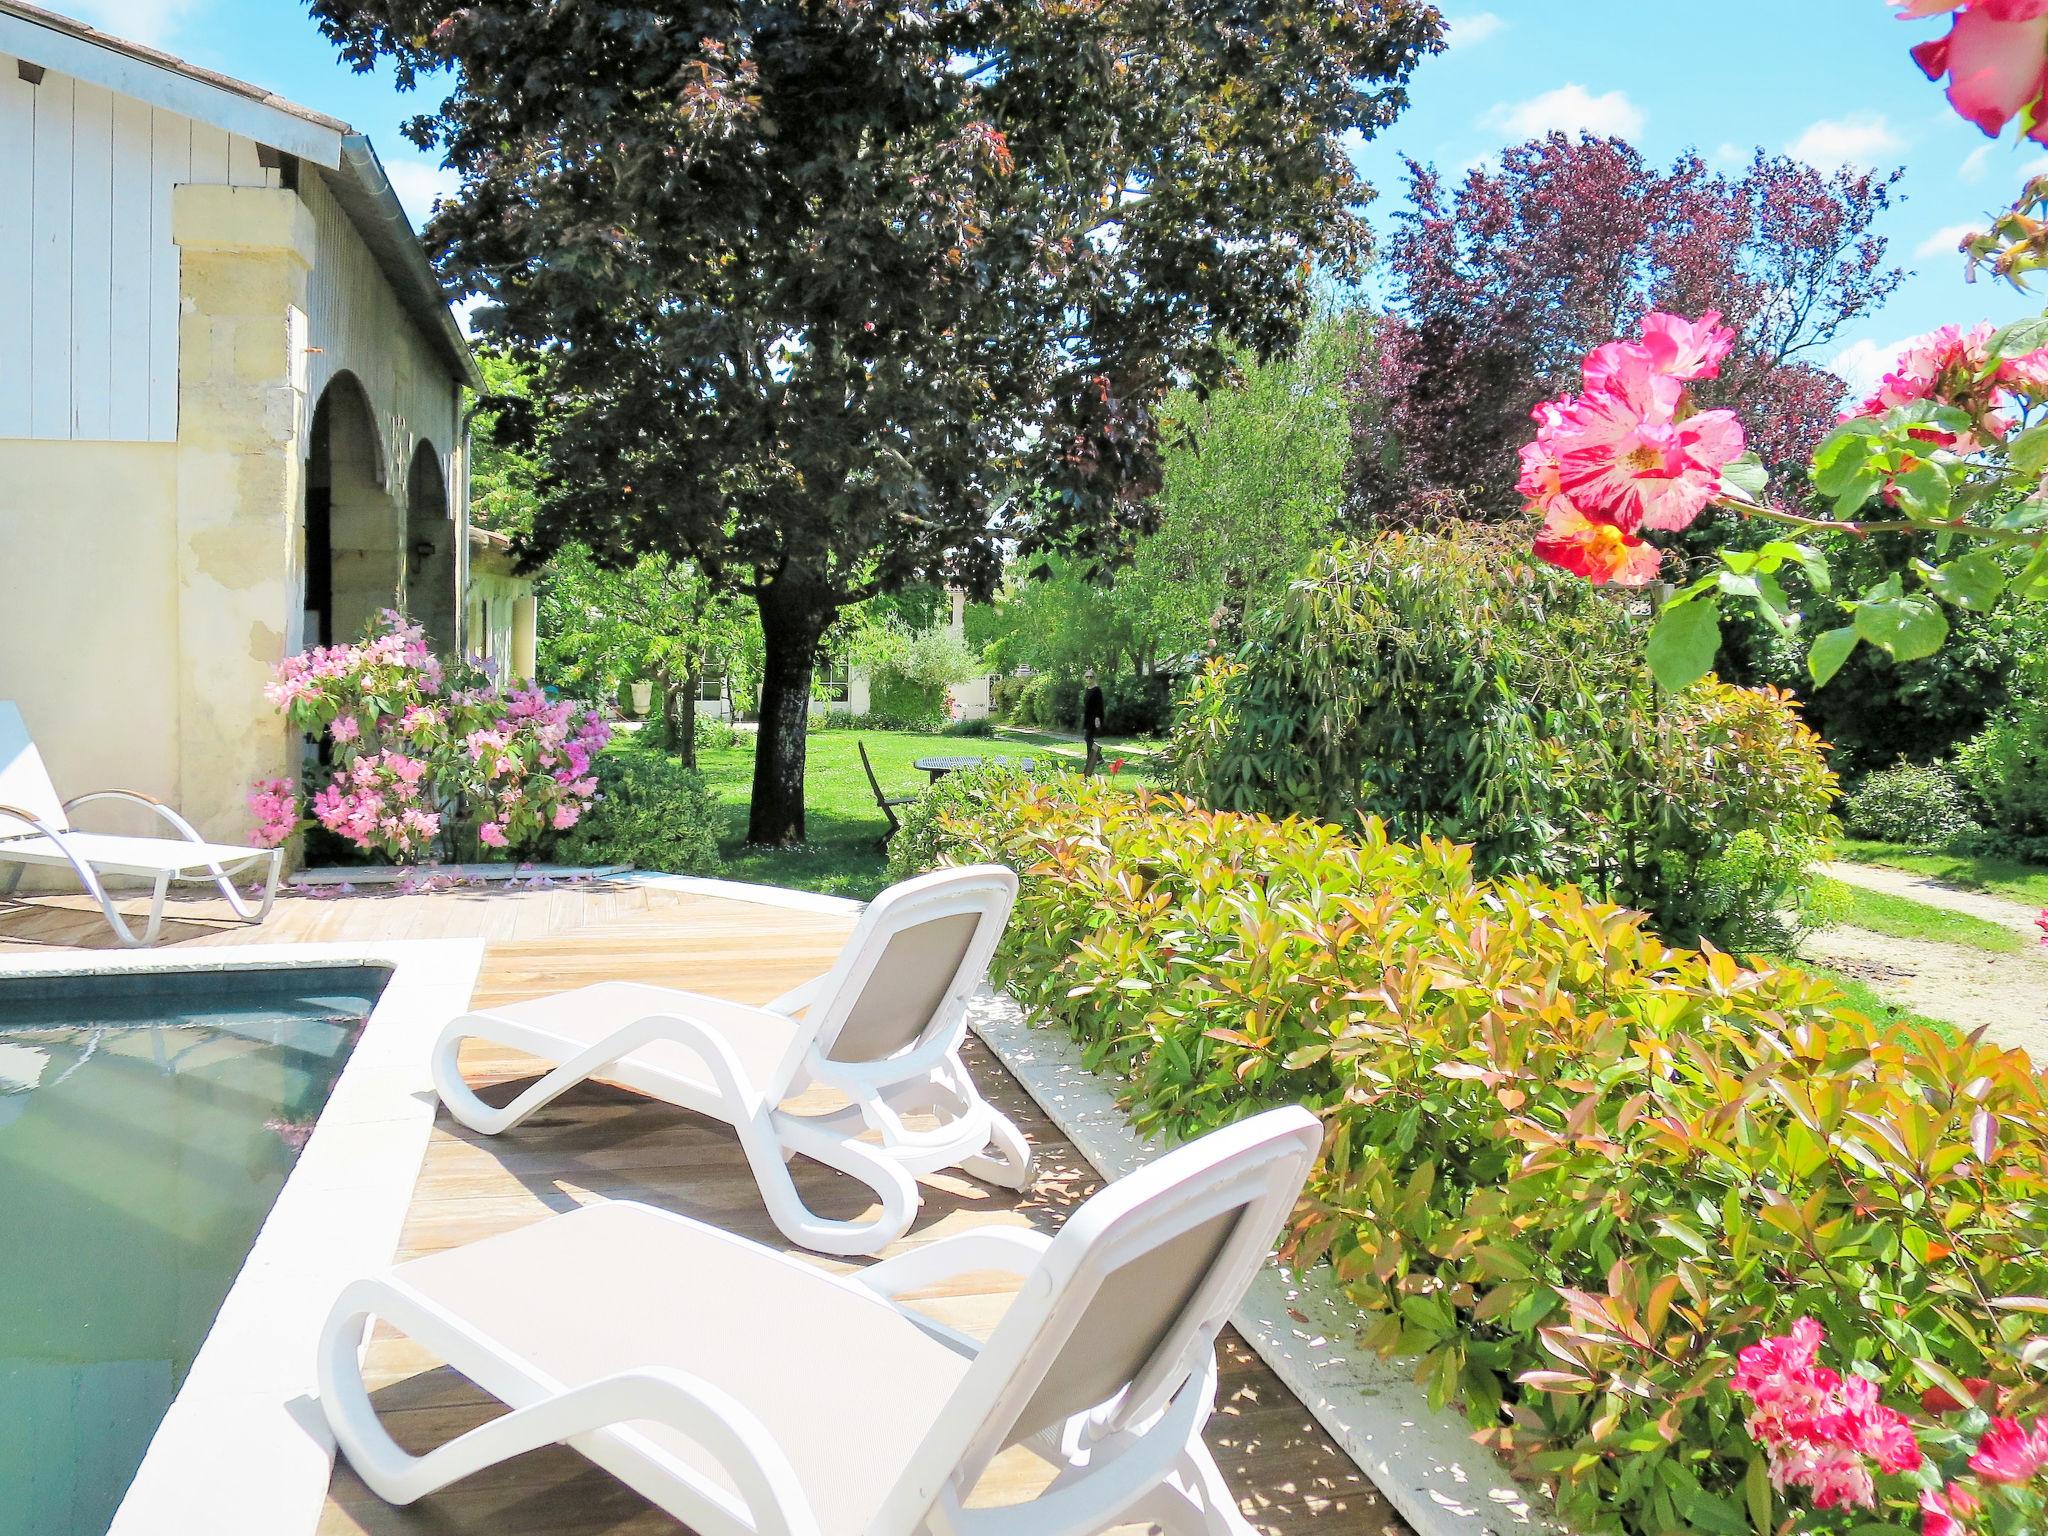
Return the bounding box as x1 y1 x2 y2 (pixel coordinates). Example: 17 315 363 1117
913 773 2048 1536
555 743 721 874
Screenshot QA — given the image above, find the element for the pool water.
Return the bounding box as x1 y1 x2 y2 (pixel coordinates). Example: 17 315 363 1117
0 966 385 1536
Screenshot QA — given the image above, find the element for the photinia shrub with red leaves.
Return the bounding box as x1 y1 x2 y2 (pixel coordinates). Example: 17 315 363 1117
905 772 2048 1536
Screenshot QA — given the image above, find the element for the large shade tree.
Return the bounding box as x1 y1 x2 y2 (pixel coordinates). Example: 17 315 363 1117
309 0 1445 842
1349 134 1905 524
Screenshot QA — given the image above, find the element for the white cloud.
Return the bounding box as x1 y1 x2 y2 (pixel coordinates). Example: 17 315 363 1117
62 0 205 47
1709 142 1747 171
1444 12 1506 49
1483 83 1646 142
382 159 461 231
1917 223 1980 260
1961 144 1995 184
1829 335 1912 399
1786 112 1904 172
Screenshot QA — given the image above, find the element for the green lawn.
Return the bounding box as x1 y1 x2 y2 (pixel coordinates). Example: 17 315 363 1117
986 725 1166 764
691 729 1056 899
1800 964 1954 1039
1813 877 2026 955
1836 838 2048 908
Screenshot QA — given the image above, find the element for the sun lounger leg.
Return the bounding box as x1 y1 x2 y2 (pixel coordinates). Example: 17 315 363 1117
210 848 282 923
761 1112 922 1257
83 868 165 947
1108 1444 1256 1536
429 1021 603 1136
961 1104 1035 1191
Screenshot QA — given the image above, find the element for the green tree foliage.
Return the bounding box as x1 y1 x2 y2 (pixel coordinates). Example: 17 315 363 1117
465 347 541 536
1167 532 1838 945
844 612 985 729
979 311 1362 694
536 545 754 766
309 0 1444 844
1716 529 2038 779
1121 310 1362 660
1958 645 2048 857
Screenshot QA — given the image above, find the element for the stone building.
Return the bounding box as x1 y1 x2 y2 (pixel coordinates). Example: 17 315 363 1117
0 1 535 846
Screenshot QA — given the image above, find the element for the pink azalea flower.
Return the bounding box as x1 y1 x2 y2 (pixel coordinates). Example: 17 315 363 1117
1967 1416 2048 1483
551 803 580 831
478 821 509 849
1906 0 2048 143
2035 908 2048 945
329 714 360 744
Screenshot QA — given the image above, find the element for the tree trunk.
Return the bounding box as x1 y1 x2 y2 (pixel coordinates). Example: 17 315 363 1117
748 582 831 846
677 662 700 772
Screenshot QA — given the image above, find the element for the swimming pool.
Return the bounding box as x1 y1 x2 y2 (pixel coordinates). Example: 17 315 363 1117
0 965 387 1536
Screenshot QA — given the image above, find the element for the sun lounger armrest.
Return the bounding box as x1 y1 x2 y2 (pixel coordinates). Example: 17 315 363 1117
62 789 212 844
762 976 823 1017
0 802 67 842
855 1228 1055 1301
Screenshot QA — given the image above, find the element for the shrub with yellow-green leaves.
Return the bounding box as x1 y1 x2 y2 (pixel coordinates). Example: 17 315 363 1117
918 772 2048 1536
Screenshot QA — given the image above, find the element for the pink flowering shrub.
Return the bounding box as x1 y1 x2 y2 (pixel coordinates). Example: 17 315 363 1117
1736 1318 2048 1536
247 611 611 863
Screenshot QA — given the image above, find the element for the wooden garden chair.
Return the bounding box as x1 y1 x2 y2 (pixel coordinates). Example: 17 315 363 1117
860 739 918 852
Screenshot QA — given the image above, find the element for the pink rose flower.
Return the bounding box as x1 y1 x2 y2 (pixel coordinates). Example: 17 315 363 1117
1967 1416 2048 1483
1547 367 1746 533
1906 0 2048 143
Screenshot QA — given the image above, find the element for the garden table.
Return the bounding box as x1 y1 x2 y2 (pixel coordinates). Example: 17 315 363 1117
912 754 1034 782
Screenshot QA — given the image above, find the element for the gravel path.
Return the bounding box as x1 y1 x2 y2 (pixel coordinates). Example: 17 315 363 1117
1807 862 2048 1061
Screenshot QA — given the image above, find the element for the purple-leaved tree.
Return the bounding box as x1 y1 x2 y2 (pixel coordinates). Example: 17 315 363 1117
1349 134 1905 524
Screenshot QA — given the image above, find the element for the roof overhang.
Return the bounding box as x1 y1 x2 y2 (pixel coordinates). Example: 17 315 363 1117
329 135 484 390
0 1 345 166
0 1 480 391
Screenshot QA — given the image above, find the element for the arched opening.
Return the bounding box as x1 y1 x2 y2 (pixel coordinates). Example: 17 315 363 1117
404 442 458 653
302 372 397 650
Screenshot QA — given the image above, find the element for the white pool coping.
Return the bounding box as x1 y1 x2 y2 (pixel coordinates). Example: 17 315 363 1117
0 939 485 1536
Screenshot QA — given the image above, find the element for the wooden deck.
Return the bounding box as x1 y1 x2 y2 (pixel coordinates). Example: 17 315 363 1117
0 880 1403 1535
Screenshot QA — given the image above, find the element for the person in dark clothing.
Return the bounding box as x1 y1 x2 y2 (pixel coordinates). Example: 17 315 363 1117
1082 669 1107 775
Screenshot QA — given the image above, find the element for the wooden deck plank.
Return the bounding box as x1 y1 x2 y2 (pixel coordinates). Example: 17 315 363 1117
0 883 1405 1536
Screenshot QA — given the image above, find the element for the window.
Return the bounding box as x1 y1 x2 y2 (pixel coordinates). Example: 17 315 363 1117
696 671 726 703
818 655 851 704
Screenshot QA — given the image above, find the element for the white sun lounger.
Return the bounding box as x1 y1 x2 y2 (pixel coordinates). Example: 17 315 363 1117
320 1103 1321 1536
432 865 1036 1256
0 701 282 947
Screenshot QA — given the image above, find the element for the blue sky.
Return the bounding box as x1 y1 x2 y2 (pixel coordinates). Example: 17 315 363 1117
65 0 2048 393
